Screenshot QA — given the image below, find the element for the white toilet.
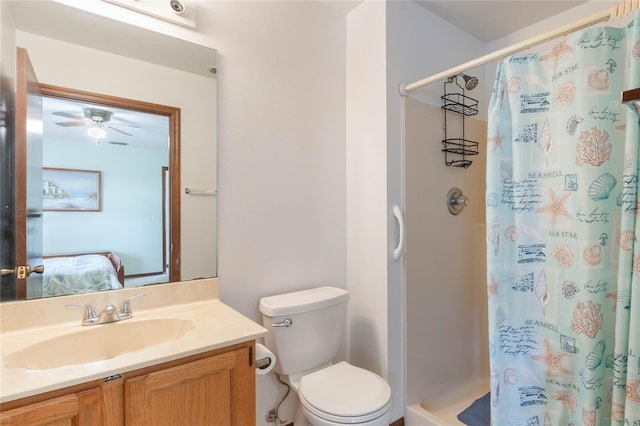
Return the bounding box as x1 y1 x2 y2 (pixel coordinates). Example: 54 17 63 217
259 286 392 426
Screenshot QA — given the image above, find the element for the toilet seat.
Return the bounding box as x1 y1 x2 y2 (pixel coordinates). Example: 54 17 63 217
299 362 392 424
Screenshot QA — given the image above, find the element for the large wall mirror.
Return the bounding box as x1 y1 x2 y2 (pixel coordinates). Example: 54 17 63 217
1 1 218 301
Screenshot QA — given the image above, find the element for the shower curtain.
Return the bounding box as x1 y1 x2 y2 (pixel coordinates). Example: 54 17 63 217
486 10 640 425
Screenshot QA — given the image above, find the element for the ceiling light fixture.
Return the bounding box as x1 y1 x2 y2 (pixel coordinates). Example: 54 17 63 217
87 126 107 144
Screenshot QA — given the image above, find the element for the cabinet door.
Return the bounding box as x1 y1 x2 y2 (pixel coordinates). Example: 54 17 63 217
125 346 254 426
0 387 102 426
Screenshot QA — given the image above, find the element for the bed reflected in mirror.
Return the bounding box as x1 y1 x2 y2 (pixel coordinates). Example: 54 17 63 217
42 252 124 297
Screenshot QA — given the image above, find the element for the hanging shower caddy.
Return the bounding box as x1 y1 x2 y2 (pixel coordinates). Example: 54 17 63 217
441 75 479 168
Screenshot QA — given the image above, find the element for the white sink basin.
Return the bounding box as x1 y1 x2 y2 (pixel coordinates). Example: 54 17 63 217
3 318 195 370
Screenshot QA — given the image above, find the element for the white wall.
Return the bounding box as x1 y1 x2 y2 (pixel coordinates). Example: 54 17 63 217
43 139 167 275
345 0 389 385
195 2 348 423
198 0 347 317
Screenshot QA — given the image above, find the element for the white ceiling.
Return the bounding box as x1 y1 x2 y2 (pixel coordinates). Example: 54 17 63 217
415 0 589 43
321 1 590 43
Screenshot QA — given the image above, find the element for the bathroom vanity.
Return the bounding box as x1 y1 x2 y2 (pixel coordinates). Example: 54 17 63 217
1 342 254 425
0 280 266 425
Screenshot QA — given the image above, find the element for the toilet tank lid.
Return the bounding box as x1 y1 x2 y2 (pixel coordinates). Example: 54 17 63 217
259 286 349 317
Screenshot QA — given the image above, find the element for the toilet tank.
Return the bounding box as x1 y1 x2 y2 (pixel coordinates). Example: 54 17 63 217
259 286 349 375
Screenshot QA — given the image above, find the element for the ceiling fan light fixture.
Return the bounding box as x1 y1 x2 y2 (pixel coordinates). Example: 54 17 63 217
84 108 112 123
87 126 107 143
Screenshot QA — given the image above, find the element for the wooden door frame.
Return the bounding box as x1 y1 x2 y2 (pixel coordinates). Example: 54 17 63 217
38 84 181 282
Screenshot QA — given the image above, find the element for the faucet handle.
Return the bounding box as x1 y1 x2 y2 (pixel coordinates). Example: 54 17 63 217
119 293 145 319
66 303 98 325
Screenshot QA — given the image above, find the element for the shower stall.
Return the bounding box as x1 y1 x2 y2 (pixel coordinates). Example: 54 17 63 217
402 95 489 425
399 2 640 424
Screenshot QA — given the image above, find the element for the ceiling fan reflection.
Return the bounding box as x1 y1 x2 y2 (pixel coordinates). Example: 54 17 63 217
53 108 139 137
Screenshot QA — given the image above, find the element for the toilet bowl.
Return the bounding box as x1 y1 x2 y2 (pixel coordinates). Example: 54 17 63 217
259 286 393 426
298 362 392 426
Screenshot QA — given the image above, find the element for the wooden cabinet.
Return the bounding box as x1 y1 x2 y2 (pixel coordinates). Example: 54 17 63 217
125 345 254 425
0 388 103 426
0 341 255 426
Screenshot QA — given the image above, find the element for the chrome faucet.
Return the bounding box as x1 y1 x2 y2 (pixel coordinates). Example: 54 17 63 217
118 294 145 320
67 294 145 326
98 304 120 324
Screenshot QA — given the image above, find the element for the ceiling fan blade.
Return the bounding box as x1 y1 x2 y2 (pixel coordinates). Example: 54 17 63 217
52 111 85 120
108 126 133 136
55 121 88 127
109 122 140 128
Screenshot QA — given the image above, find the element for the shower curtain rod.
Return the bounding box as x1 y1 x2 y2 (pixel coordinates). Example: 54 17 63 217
623 88 640 102
400 6 624 95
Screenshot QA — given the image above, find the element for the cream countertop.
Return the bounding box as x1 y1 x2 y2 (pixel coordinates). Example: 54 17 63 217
0 279 267 403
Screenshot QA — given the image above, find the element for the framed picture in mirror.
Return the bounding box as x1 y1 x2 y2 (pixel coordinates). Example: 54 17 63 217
42 168 101 212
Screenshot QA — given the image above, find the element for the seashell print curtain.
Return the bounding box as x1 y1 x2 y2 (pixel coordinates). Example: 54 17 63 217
486 10 640 425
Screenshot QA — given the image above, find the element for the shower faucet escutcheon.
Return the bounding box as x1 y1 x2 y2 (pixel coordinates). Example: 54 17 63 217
447 187 470 215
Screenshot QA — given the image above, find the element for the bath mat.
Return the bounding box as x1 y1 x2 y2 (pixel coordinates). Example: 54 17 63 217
457 392 490 426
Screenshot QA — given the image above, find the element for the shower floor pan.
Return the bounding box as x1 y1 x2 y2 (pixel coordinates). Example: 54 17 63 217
405 376 489 425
